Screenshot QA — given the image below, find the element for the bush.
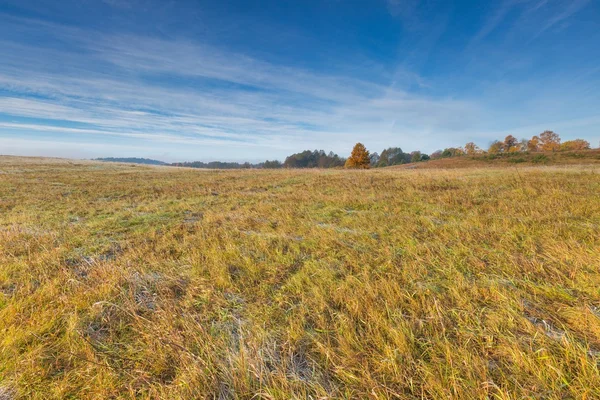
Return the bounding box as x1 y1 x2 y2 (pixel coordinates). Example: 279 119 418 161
564 152 585 159
531 154 549 164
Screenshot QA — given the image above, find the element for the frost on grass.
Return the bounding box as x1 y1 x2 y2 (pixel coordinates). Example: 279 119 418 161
127 271 190 314
523 300 568 343
65 243 123 279
0 386 14 400
525 315 568 342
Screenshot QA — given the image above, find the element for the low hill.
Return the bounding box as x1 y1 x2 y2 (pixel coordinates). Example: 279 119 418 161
390 149 600 169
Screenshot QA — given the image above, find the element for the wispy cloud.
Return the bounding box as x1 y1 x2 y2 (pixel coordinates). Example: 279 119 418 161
0 3 598 161
0 15 486 159
472 0 592 46
536 0 590 36
470 0 519 45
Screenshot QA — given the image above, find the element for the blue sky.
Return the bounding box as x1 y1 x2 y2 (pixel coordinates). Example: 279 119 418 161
0 0 598 162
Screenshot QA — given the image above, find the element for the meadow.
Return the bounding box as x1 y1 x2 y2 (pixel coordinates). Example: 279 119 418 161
1 156 600 399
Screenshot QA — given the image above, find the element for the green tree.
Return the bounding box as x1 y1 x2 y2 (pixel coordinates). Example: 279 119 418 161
441 147 465 157
369 152 380 166
410 151 422 163
377 147 409 167
263 160 282 169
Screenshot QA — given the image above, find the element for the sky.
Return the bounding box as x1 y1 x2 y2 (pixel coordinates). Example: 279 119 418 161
0 0 599 162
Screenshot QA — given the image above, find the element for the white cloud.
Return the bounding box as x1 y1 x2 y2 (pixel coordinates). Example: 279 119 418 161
0 10 598 160
0 16 487 158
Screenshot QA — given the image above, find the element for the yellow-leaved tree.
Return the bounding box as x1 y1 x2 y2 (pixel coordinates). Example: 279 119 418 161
504 135 520 152
539 130 561 151
345 143 371 169
464 142 481 155
527 135 540 152
560 139 590 151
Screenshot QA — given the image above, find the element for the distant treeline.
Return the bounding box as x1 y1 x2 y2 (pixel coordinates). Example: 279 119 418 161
171 160 284 169
97 130 595 169
283 150 345 168
95 157 167 165
171 148 420 169
275 147 429 169
170 150 345 169
172 161 256 169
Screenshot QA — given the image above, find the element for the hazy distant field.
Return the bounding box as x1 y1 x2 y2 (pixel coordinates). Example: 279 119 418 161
1 157 600 399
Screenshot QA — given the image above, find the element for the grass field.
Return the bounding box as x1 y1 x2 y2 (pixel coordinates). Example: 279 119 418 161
1 156 600 399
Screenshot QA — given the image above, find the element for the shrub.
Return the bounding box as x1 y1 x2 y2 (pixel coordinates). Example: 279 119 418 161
561 139 590 151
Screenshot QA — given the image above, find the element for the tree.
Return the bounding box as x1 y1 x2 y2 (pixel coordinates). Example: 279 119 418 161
520 138 529 151
377 147 409 167
539 130 561 152
441 147 464 158
410 151 422 163
488 141 503 154
527 136 540 152
464 142 480 155
263 160 282 169
283 149 345 168
345 143 371 169
369 152 380 166
430 150 443 160
504 135 519 152
560 139 590 151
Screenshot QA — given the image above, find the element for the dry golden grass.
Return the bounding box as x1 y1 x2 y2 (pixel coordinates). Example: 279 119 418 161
1 157 600 399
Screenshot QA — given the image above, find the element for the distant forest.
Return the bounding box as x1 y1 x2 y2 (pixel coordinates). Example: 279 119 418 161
96 131 594 169
95 157 167 165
